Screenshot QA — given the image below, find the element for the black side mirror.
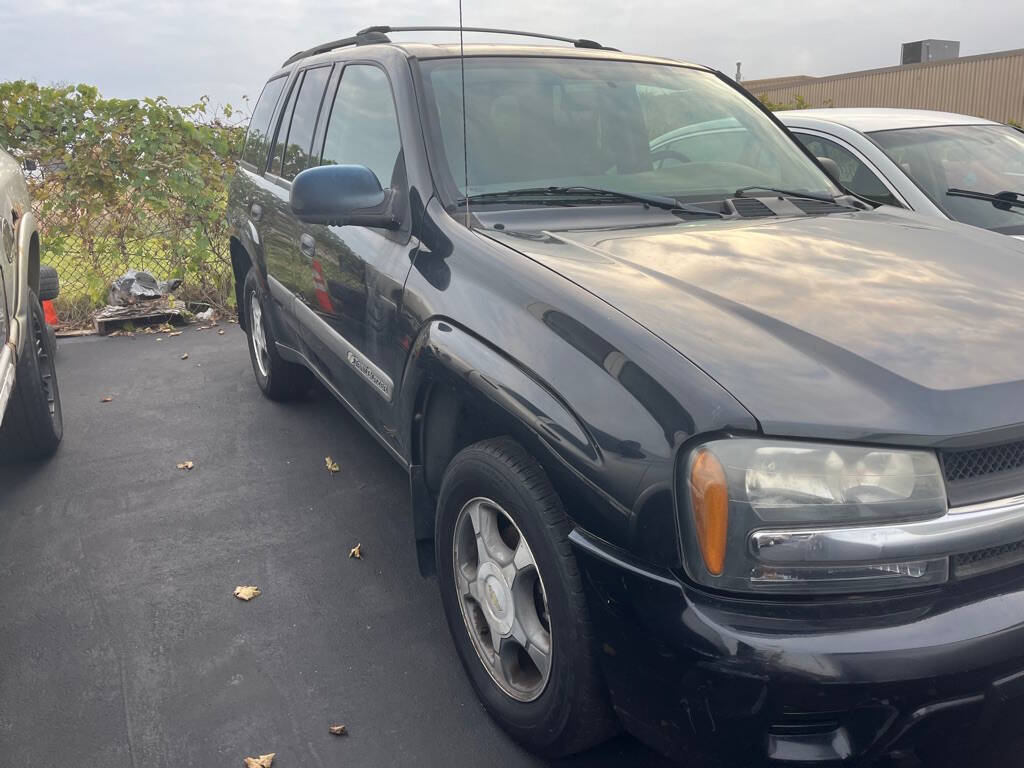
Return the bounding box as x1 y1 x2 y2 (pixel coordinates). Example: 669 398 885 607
816 156 841 183
290 164 400 230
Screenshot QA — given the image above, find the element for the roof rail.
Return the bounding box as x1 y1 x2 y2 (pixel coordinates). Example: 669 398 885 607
281 30 391 67
282 26 613 66
359 26 609 50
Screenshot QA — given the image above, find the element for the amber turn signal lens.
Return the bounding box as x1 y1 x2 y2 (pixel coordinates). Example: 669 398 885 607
690 449 729 576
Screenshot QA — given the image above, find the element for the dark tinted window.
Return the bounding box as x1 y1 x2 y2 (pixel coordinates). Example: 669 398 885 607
241 77 286 168
269 76 302 176
321 65 402 188
796 133 900 207
280 66 331 180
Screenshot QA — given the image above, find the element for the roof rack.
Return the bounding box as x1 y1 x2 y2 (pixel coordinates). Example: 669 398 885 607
282 25 612 66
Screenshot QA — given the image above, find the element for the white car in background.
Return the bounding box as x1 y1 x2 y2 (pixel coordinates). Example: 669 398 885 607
777 108 1024 238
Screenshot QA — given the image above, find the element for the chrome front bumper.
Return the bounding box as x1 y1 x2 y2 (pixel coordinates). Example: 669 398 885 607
751 494 1024 577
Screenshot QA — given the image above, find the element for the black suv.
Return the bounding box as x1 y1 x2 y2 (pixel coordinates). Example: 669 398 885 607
227 27 1024 765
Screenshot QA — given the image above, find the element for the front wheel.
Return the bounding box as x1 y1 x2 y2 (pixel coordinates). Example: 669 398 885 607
0 290 63 460
242 267 311 401
435 437 617 757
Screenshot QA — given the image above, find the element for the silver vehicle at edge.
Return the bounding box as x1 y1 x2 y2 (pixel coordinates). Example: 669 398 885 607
0 148 62 460
778 108 1024 238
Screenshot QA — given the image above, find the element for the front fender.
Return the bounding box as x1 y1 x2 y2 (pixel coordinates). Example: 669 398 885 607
403 319 601 468
11 211 38 357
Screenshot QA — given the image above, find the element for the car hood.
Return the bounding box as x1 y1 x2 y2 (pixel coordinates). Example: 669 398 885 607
483 210 1024 445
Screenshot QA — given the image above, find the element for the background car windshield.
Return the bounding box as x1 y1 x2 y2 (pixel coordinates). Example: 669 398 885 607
871 124 1024 234
422 57 837 203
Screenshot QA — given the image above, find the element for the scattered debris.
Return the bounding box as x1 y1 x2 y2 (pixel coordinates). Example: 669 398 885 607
196 307 217 322
169 331 183 337
181 353 189 360
243 753 275 768
176 460 194 470
348 543 362 560
156 337 163 341
329 724 348 736
101 396 113 403
218 329 226 335
234 585 261 601
325 456 339 474
108 327 135 337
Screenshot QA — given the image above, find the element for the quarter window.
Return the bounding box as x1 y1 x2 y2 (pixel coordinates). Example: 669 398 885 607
241 76 287 168
321 65 402 188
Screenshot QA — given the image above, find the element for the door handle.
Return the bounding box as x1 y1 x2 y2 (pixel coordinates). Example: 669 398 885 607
249 203 262 222
299 233 316 260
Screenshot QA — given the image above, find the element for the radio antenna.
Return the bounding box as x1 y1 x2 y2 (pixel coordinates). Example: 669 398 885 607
458 0 470 227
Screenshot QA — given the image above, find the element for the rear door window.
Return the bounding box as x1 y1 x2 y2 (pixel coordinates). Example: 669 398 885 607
269 66 331 179
241 76 287 169
280 66 332 180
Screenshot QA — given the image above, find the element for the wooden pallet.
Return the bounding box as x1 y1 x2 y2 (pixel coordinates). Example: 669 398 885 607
93 301 189 336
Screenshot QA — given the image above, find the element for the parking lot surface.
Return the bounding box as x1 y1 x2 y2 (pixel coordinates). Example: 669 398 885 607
0 328 674 768
2 328 1020 767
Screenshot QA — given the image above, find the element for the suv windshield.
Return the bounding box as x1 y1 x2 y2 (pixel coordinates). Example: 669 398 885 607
870 124 1024 234
420 57 839 205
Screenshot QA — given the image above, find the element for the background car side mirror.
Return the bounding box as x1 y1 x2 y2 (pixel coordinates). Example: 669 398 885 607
816 156 842 183
290 164 400 230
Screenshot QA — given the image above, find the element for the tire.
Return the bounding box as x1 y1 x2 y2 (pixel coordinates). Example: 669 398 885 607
38 265 60 301
435 437 617 757
242 266 311 400
0 291 63 460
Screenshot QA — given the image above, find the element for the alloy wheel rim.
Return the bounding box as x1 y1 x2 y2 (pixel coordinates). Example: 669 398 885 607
452 497 552 702
250 290 269 378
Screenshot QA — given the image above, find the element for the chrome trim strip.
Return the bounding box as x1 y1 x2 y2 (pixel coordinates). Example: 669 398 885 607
292 299 394 402
274 341 406 467
751 494 1024 564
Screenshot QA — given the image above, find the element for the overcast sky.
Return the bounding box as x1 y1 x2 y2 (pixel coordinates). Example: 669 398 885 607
2 0 1021 111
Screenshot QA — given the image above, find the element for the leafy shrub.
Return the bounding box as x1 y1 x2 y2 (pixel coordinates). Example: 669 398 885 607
0 81 246 323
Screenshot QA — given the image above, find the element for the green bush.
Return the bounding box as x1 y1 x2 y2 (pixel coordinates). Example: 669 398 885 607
0 81 246 323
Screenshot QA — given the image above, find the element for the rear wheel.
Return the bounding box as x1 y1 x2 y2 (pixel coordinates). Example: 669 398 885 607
435 437 617 757
243 267 311 400
0 291 63 460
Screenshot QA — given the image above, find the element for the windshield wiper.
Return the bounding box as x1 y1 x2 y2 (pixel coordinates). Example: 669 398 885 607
462 186 724 217
734 185 843 205
946 188 1024 211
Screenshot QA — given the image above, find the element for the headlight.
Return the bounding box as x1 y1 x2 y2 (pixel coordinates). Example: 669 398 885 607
680 438 948 594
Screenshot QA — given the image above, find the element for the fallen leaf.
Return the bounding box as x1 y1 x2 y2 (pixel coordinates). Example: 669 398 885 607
176 460 194 470
156 337 163 341
234 585 261 601
329 724 348 736
325 456 339 474
169 331 183 337
348 543 362 560
243 753 275 768
181 353 189 360
218 329 225 335
101 396 113 403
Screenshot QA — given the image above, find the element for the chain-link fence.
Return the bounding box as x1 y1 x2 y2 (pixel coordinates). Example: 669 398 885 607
35 189 235 327
2 81 246 327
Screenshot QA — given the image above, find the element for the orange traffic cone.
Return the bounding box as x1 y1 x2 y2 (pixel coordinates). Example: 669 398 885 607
42 299 59 327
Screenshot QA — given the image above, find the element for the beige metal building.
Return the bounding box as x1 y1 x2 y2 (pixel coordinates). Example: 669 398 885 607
743 48 1024 125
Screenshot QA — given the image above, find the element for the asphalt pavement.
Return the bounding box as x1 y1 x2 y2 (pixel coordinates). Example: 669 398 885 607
0 327 675 768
